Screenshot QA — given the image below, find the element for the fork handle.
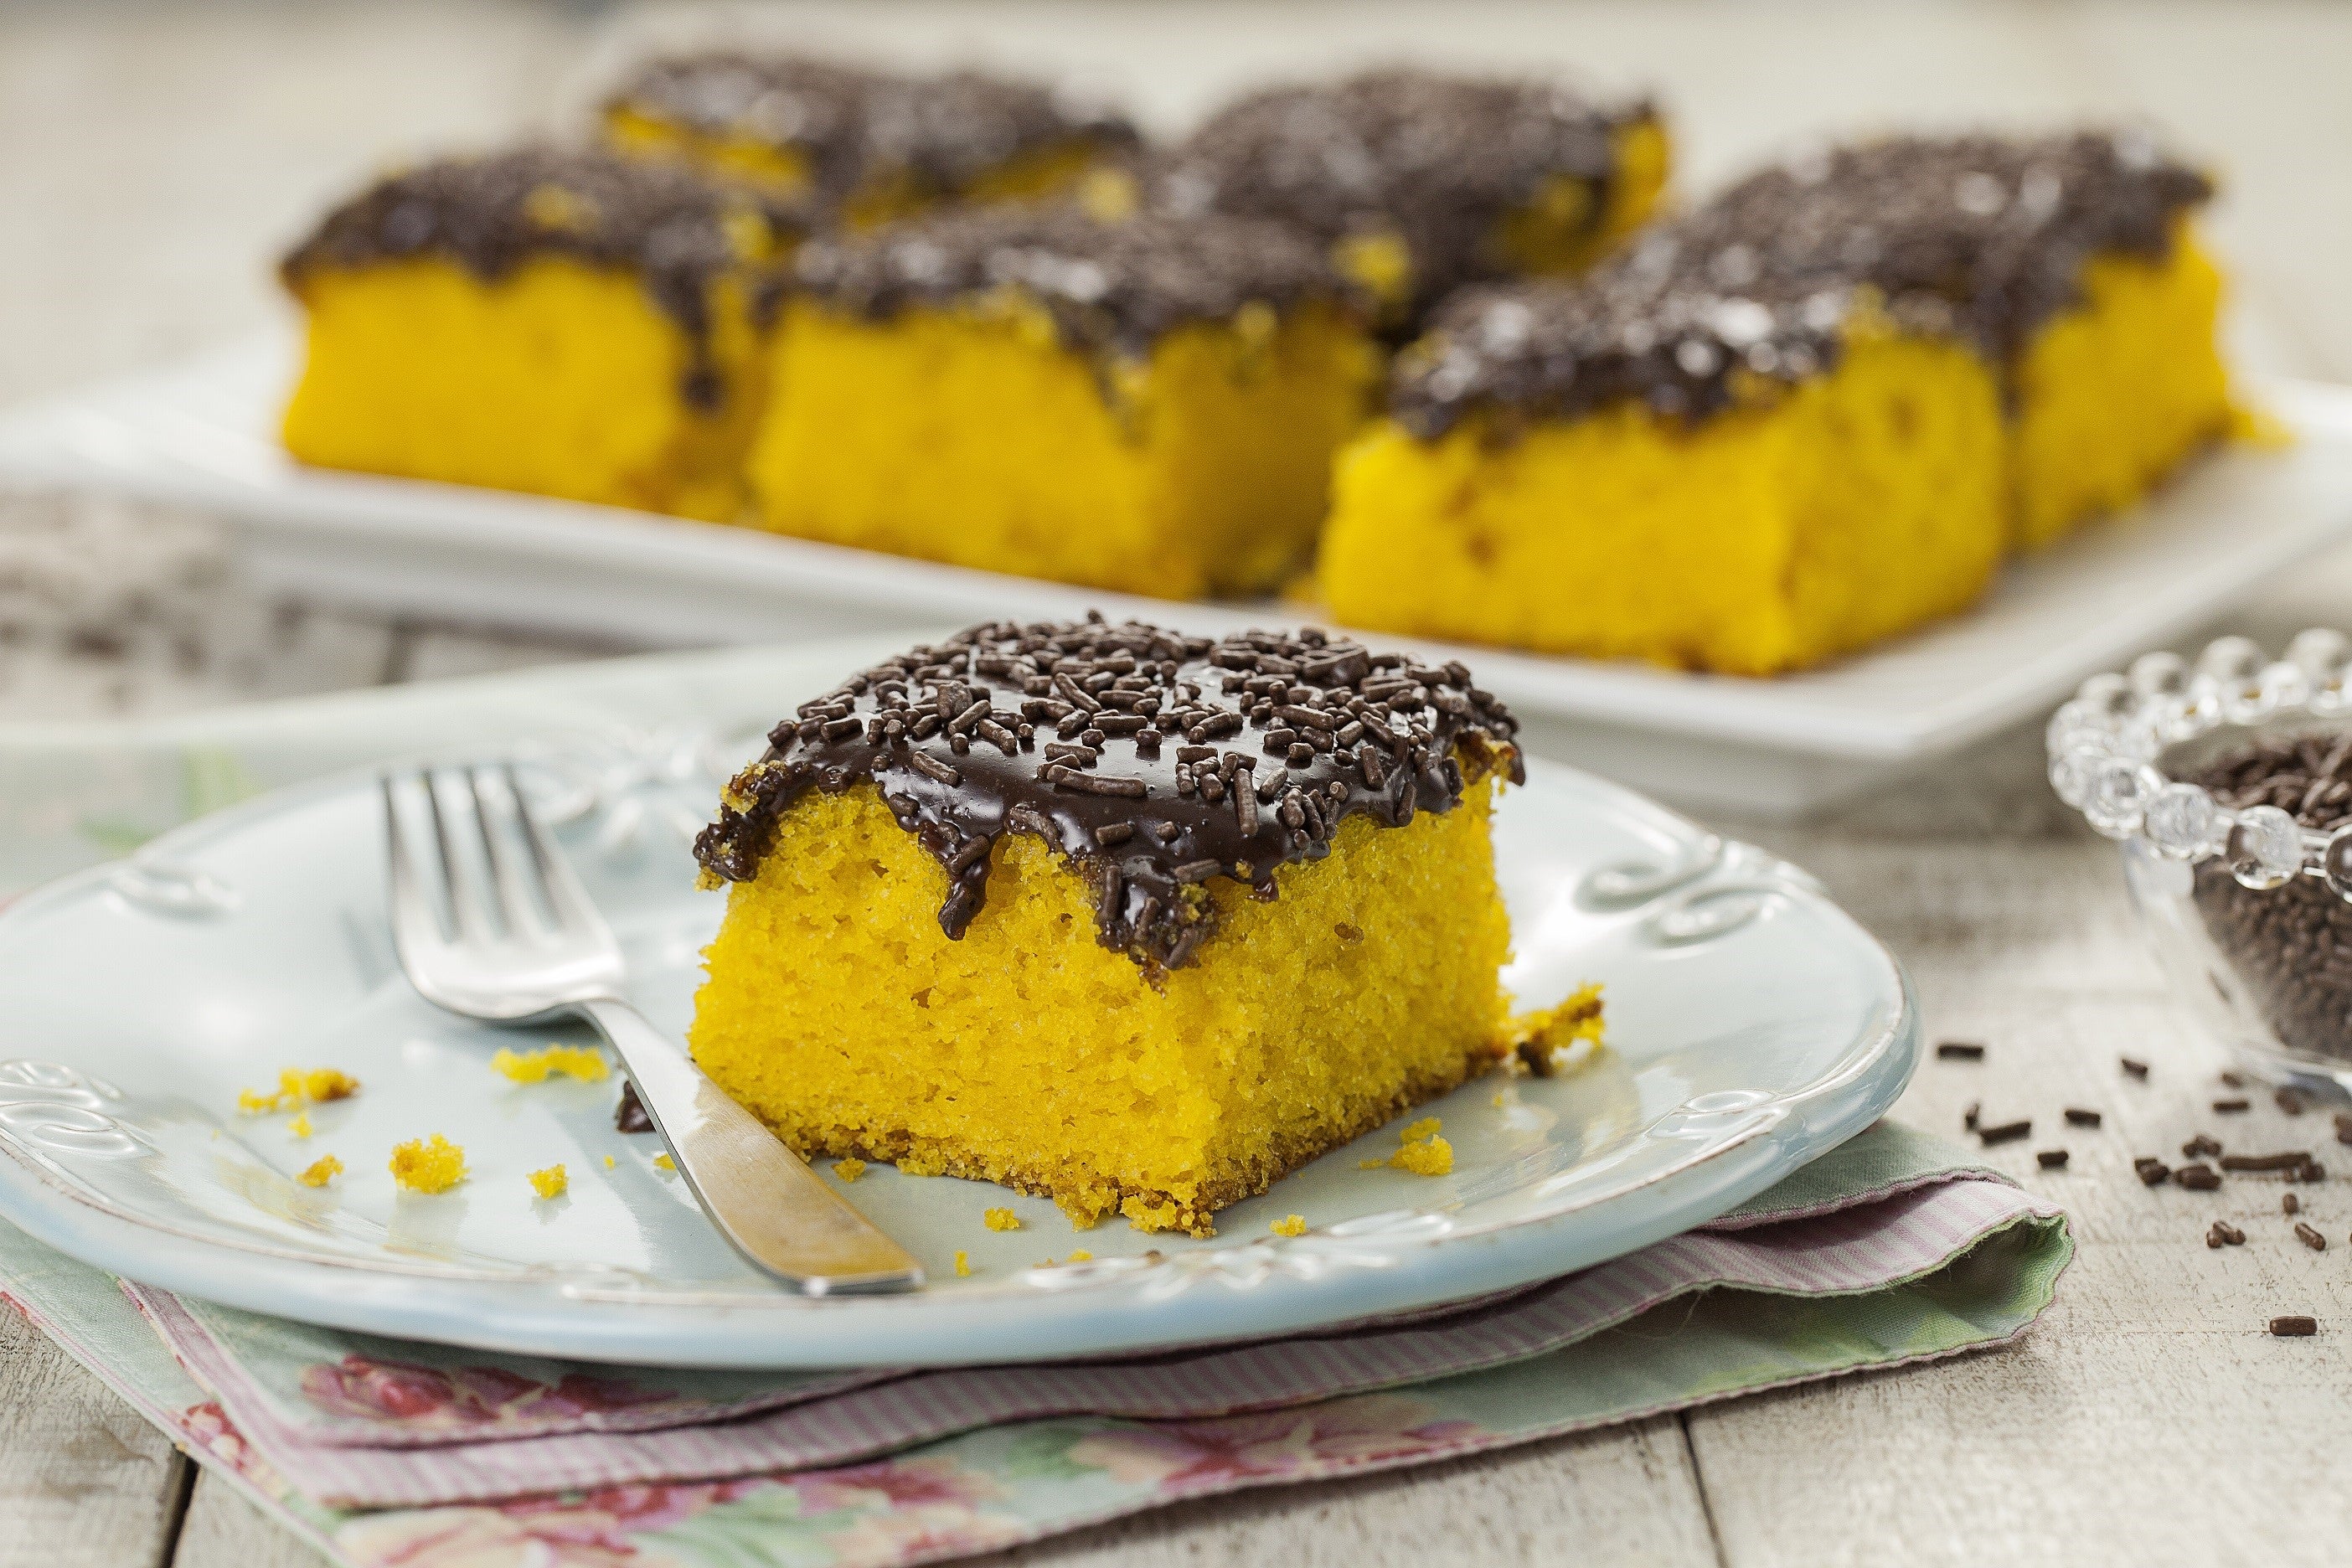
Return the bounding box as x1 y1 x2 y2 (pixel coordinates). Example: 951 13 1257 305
579 998 925 1294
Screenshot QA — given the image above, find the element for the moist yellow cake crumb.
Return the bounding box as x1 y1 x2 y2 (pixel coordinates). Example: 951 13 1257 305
1400 1117 1442 1142
490 1044 611 1085
240 1067 361 1115
529 1163 569 1199
954 1250 971 1277
603 1154 617 1168
1504 983 1607 1077
833 1158 867 1183
389 1135 467 1194
286 1112 314 1140
983 1208 1021 1232
1067 1250 1093 1262
653 1153 676 1173
1273 1214 1308 1236
1390 1134 1454 1176
296 1154 343 1188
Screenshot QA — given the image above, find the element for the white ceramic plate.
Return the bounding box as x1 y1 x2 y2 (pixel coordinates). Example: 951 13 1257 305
0 735 1915 1368
3 339 2349 814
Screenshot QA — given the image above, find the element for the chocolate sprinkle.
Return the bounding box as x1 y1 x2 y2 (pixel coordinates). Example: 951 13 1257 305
2135 1157 2172 1186
2214 1097 2252 1114
2208 1220 2245 1247
281 147 789 411
2270 1315 2318 1337
604 53 1136 210
2064 1107 2103 1127
2122 1056 2150 1079
2296 1221 2329 1251
2177 1162 2223 1190
1152 69 1656 327
2036 1148 2070 1170
1390 129 2210 438
781 204 1354 358
615 1080 653 1134
2184 1132 2224 1160
693 616 1521 972
1936 1040 1987 1060
1977 1118 2031 1147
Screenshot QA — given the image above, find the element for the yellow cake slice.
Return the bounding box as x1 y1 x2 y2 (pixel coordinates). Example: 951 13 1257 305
1322 131 2226 674
603 52 1137 229
280 148 796 519
1152 69 1667 336
688 616 1524 1234
746 207 1377 598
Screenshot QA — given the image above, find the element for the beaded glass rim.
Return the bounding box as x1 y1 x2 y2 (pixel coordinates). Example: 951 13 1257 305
2048 629 2352 896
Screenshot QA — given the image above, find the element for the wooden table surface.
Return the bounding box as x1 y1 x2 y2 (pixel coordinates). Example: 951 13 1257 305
6 3 2352 1564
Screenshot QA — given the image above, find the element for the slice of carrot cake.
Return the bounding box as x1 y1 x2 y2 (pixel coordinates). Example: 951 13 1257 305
688 616 1521 1235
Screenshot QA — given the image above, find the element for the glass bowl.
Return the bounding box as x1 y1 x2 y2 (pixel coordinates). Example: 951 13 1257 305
2050 629 2352 1089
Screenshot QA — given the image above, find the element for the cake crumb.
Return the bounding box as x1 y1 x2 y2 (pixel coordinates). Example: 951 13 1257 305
954 1250 971 1277
1504 983 1607 1076
653 1153 676 1173
490 1044 610 1085
240 1066 361 1115
1067 1249 1093 1262
529 1163 568 1199
984 1207 1021 1231
834 1158 868 1183
389 1135 467 1194
287 1112 314 1140
1272 1214 1308 1236
1391 1135 1454 1176
603 1154 616 1168
1400 1117 1443 1143
296 1154 343 1188
1359 1158 1388 1169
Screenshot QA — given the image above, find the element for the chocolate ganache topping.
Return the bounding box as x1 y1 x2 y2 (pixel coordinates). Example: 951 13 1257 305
281 147 797 410
1390 129 2212 437
693 616 1523 972
1154 70 1656 320
781 204 1353 358
606 53 1136 207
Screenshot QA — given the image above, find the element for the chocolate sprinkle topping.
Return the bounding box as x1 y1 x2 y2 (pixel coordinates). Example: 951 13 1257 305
1390 129 2210 437
693 615 1522 972
604 53 1136 209
1154 70 1653 326
781 204 1352 358
281 147 788 410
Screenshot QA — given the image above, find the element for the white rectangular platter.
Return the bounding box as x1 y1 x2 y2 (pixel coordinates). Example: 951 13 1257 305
4 336 2349 817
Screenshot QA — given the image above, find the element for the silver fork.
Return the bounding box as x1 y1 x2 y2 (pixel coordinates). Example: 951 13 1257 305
381 762 923 1295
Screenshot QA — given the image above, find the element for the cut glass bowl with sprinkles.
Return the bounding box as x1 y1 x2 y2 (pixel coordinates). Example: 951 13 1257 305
2050 629 2352 1085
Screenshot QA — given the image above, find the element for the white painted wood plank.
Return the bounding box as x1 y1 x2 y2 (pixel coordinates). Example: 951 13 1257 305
170 1475 329 1568
983 1416 1720 1568
0 1306 188 1568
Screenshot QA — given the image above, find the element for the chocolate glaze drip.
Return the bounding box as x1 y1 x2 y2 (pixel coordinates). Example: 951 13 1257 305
1153 69 1656 324
1390 129 2212 438
779 204 1354 358
605 52 1137 208
694 616 1522 972
281 147 794 410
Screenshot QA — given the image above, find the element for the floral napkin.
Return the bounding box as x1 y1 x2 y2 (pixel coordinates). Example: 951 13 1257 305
0 639 2073 1565
3 1121 2066 1566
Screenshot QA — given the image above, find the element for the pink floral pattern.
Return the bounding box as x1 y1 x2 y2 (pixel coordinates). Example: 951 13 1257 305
340 1480 761 1566
1071 1396 1487 1495
303 1354 672 1431
179 1401 290 1495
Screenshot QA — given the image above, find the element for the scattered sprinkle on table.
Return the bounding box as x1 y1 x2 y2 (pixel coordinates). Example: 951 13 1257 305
2335 1111 2352 1146
2220 1070 2248 1089
2135 1158 2172 1186
296 1154 343 1188
2120 1056 2149 1079
2276 1087 2308 1116
2296 1222 2328 1251
2036 1149 2070 1169
2220 1151 2308 1173
490 1044 610 1084
984 1207 1020 1231
389 1134 467 1194
529 1163 567 1199
2183 1133 2222 1160
954 1250 970 1277
2213 1097 2251 1114
1962 1101 1981 1132
1935 1040 1985 1060
2177 1163 2222 1190
2284 1192 2301 1215
2207 1221 2246 1247
2064 1107 2102 1127
1978 1118 2032 1147
2270 1315 2318 1337
834 1158 867 1183
1272 1214 1308 1236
